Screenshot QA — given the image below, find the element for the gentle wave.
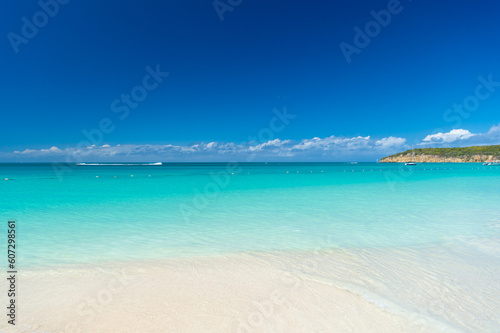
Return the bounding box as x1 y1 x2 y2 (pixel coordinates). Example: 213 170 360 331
76 162 162 166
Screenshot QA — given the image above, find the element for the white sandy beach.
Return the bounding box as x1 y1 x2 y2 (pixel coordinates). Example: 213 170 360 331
5 257 416 333
5 243 496 333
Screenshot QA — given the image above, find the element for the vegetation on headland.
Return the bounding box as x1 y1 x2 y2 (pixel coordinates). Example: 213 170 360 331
380 145 500 163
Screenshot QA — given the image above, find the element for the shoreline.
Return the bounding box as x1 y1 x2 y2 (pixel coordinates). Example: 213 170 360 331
4 245 492 332
379 160 499 163
4 257 422 333
379 160 498 163
379 145 500 163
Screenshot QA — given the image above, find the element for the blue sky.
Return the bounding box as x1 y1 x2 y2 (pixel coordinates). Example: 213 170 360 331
1 0 499 162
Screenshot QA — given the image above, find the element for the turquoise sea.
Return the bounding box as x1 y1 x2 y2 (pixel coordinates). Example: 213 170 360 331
1 162 500 331
1 162 499 268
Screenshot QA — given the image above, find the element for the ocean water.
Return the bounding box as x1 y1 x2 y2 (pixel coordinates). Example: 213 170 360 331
1 162 499 267
1 162 499 331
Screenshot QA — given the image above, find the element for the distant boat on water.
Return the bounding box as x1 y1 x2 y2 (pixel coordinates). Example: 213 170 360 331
405 148 417 166
483 160 500 166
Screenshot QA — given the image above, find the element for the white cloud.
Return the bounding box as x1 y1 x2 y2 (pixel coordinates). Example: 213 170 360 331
483 123 500 140
10 133 408 161
422 129 476 144
8 124 499 162
16 146 63 155
248 138 291 152
287 135 377 152
420 123 500 146
375 136 407 148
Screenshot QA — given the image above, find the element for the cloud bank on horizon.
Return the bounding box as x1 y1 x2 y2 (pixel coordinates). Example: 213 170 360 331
4 123 500 162
420 123 500 146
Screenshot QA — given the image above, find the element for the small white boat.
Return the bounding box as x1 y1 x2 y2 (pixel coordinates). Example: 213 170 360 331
405 148 417 166
483 160 500 166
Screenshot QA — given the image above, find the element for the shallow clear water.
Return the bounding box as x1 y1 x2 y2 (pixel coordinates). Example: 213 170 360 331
1 162 499 331
1 162 499 268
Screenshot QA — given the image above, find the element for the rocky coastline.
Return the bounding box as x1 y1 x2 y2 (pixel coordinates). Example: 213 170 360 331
380 153 495 163
380 145 500 163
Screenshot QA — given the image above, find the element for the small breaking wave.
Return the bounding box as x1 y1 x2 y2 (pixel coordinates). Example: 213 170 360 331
76 162 162 166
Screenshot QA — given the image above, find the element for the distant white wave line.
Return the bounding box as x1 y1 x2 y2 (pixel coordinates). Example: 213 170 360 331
76 162 162 166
